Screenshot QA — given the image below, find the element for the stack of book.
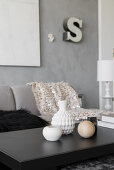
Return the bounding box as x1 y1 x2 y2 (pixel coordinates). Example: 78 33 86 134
98 114 114 129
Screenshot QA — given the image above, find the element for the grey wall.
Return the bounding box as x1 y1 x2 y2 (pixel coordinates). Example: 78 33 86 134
0 0 98 108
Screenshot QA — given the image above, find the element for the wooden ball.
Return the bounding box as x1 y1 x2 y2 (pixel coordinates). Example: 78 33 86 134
78 120 95 138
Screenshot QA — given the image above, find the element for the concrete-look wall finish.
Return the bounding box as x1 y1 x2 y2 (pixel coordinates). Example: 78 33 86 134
0 0 98 108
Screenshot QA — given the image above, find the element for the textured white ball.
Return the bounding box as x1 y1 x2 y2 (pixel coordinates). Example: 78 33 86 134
78 121 95 138
43 126 62 141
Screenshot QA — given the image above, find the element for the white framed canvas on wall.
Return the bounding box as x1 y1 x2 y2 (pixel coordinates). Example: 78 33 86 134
0 0 40 66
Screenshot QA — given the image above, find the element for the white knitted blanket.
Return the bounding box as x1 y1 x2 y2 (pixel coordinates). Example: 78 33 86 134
27 82 80 115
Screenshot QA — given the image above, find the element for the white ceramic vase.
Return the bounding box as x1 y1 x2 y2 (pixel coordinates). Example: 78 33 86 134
43 126 62 141
51 100 75 135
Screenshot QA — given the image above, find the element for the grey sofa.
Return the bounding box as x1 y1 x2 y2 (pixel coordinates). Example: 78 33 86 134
0 85 54 122
0 85 39 115
0 85 85 122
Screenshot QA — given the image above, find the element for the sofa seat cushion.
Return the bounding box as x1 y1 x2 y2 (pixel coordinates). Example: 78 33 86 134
0 110 48 132
0 86 16 111
12 86 40 116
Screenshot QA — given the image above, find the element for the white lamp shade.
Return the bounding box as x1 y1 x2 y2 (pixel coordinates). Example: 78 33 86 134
97 60 114 81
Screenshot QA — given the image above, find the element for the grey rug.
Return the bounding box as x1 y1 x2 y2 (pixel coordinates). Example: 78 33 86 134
61 154 114 170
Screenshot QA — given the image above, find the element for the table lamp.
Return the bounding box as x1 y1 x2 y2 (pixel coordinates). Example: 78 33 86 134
97 60 114 111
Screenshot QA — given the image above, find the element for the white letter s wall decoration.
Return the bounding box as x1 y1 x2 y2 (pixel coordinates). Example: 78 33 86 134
63 17 83 43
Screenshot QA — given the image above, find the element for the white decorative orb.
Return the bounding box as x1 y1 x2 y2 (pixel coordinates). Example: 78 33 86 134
51 100 75 135
78 120 95 138
48 33 55 42
43 126 62 141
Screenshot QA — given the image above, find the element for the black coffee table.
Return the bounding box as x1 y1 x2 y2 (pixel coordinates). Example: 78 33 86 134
0 126 114 170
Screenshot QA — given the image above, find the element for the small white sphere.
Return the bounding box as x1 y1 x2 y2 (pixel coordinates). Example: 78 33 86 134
78 121 95 138
43 126 62 141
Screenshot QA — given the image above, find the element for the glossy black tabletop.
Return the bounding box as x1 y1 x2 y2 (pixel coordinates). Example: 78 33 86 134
0 126 114 170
